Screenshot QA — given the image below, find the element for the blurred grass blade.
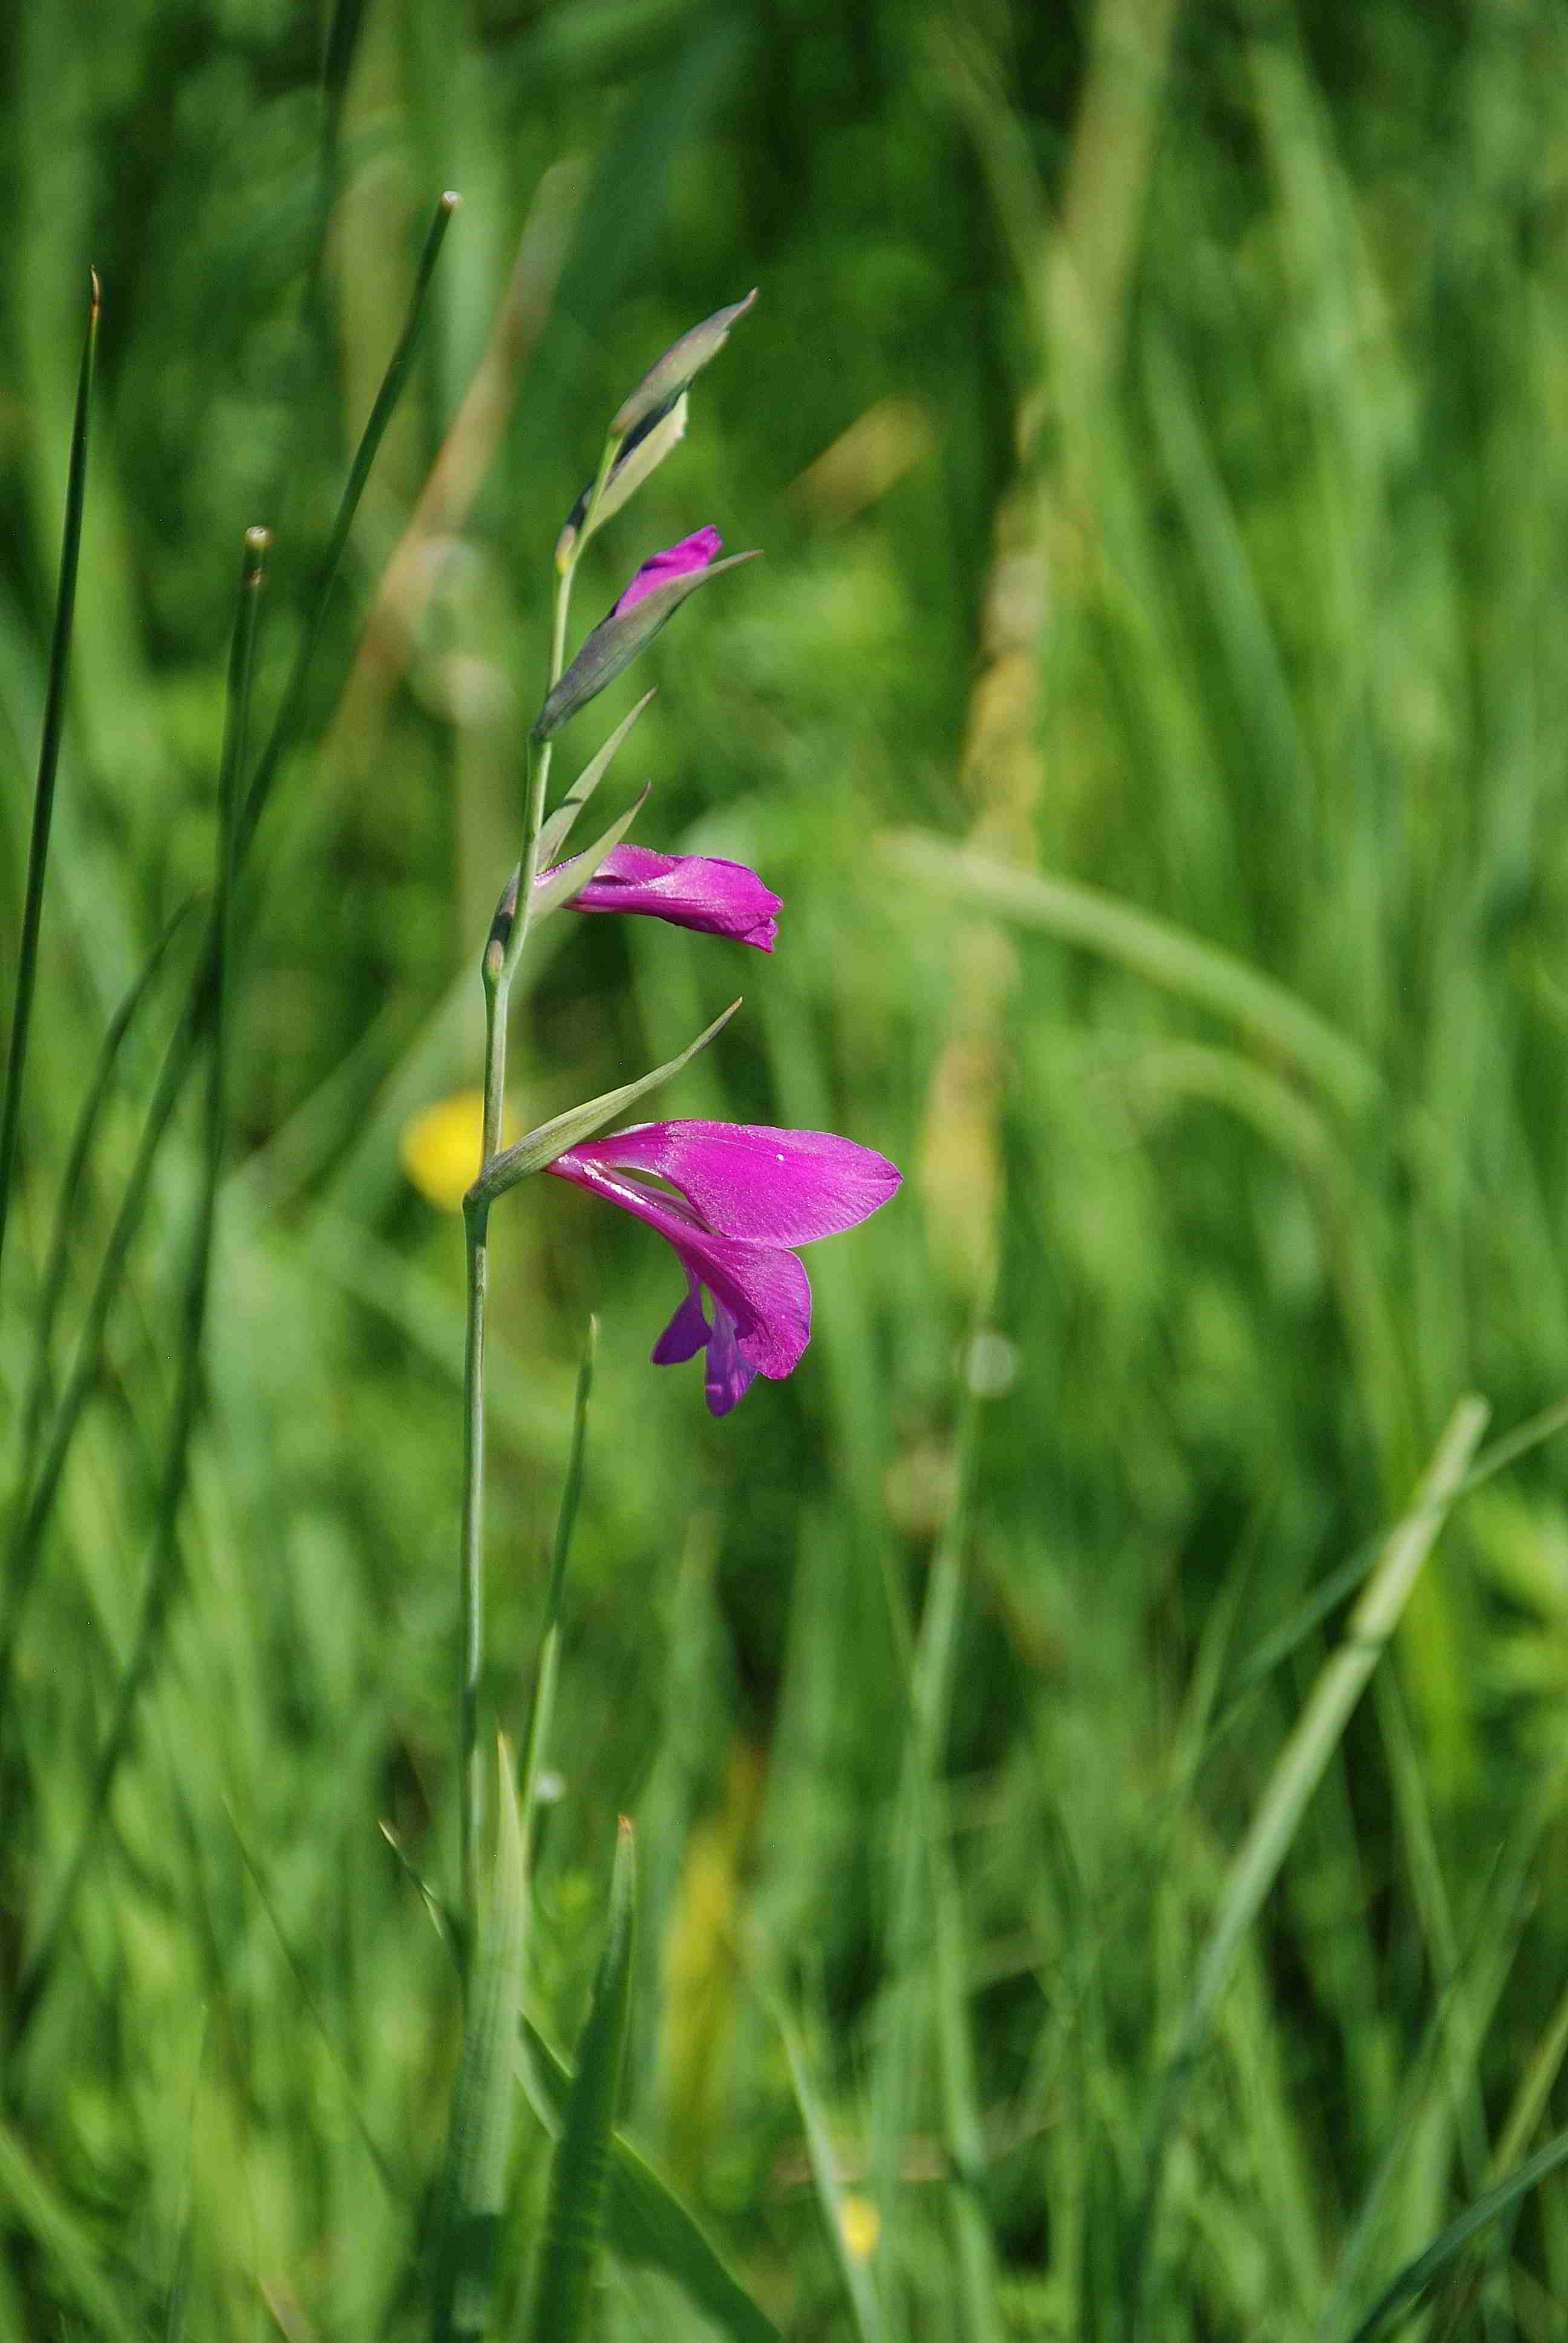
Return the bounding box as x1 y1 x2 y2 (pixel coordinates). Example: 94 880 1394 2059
525 1818 637 2343
467 998 740 1205
520 2022 785 2343
536 691 656 866
239 188 460 854
518 1317 596 1873
0 204 459 1682
0 268 99 1283
433 1742 529 2342
880 829 1379 1118
1128 1396 1489 2331
1339 2125 1568 2343
771 1990 886 2343
13 899 195 1489
10 531 271 2046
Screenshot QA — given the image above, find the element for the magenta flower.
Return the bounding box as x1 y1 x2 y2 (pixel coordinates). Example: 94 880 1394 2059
543 1121 901 1415
543 842 780 951
613 525 722 616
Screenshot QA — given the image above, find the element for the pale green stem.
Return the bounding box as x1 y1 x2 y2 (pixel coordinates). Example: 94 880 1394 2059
454 429 614 1945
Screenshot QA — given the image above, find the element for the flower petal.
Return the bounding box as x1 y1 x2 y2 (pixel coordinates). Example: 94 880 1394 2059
546 1154 812 1378
554 844 780 951
652 1274 711 1364
704 1303 760 1415
613 526 722 617
564 1121 902 1246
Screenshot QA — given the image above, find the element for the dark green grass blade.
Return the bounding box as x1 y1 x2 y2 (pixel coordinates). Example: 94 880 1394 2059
1126 1398 1489 2336
11 899 195 1490
524 1820 636 2343
1339 2126 1568 2343
239 189 459 856
773 1990 886 2343
0 206 457 1690
433 1743 529 2343
520 2023 785 2343
10 529 269 2047
0 268 99 1283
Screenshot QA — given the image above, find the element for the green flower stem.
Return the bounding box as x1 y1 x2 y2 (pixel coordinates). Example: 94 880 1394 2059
455 430 615 1945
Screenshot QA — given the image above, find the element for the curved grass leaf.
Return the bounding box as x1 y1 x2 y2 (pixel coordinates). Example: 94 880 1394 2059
524 1820 636 2343
1340 2125 1568 2343
434 1742 528 2343
521 2022 784 2343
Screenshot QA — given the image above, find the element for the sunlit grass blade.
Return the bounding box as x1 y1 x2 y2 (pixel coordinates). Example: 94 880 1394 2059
519 1317 596 1873
12 898 195 1491
520 2022 785 2343
880 828 1379 1118
771 1990 886 2343
1338 2125 1568 2343
524 1818 636 2343
1126 1396 1489 2334
0 267 99 1285
8 529 270 2047
433 1741 529 2343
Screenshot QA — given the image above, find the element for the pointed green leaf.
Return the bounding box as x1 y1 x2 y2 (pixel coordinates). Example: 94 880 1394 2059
433 1744 528 2343
609 290 757 442
557 396 690 568
534 553 759 743
537 692 656 867
532 785 649 920
1342 2123 1568 2343
466 1000 740 1210
521 2024 785 2343
525 1821 637 2343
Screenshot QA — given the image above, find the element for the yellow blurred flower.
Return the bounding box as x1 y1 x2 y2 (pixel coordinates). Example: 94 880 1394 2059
399 1090 521 1213
840 2194 881 2263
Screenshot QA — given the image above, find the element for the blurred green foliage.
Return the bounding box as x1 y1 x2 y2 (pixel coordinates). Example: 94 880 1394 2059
7 0 1568 2334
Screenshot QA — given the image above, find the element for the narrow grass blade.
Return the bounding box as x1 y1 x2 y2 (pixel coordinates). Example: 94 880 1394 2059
532 786 650 919
466 999 740 1207
1339 2126 1568 2343
10 529 271 2046
0 201 457 1677
771 1991 886 2343
433 1742 529 2343
239 189 460 854
1127 1397 1489 2332
518 1317 596 1874
525 1819 637 2343
0 267 99 1283
880 829 1379 1118
520 2023 785 2343
12 899 195 1491
536 692 656 866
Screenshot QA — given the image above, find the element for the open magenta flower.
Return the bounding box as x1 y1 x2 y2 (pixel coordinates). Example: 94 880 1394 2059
613 525 722 615
543 841 779 951
543 1120 901 1415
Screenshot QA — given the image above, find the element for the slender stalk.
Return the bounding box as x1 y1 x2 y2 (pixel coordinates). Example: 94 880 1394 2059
11 528 270 2047
0 269 100 1284
0 205 456 1690
454 430 613 1944
457 1201 490 1936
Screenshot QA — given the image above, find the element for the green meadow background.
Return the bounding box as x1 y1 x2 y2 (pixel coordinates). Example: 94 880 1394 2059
7 0 1568 2333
